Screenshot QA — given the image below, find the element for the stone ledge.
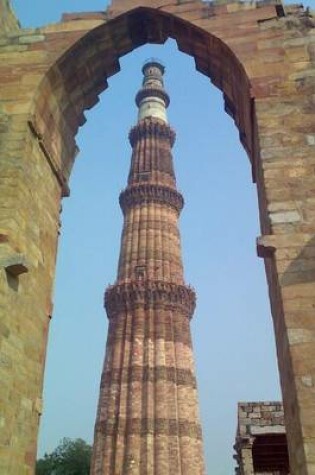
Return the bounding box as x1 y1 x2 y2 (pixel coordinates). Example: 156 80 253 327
257 233 315 258
0 246 29 277
119 184 184 214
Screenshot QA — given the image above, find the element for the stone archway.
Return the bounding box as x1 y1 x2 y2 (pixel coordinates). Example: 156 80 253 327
0 0 315 473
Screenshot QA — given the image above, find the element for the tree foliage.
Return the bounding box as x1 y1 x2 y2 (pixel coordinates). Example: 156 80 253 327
36 438 92 475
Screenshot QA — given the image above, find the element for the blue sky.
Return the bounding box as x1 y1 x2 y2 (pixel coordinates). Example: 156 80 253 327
11 1 314 473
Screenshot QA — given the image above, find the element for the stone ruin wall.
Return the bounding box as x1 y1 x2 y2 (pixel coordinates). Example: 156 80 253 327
235 402 289 474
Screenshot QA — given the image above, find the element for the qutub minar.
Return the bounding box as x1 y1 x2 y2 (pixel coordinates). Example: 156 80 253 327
91 61 205 474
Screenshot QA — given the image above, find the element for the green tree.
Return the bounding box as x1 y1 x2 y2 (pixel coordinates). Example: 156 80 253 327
36 438 92 475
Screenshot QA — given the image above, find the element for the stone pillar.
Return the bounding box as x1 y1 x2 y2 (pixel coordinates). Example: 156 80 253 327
91 61 205 474
241 439 255 475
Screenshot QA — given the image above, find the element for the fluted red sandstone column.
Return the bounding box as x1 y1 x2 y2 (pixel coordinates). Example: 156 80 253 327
91 61 205 475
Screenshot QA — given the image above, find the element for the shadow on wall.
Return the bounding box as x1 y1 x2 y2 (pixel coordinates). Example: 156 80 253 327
280 235 315 287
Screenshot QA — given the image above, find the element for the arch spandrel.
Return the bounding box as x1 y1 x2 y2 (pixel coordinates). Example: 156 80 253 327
1 1 315 474
31 1 311 195
33 5 256 186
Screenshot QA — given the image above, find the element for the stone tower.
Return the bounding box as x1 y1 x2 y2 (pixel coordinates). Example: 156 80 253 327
91 61 205 474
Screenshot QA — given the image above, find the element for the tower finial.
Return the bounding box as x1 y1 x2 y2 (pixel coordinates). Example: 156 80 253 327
135 59 170 123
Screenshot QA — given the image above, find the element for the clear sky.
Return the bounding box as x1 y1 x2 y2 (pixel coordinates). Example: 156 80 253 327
10 1 315 473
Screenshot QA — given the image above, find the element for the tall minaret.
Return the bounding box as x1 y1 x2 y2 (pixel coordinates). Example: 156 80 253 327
91 61 205 475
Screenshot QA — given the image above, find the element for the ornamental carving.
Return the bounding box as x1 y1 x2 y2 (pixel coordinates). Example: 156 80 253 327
129 117 176 147
119 183 184 214
105 280 196 318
